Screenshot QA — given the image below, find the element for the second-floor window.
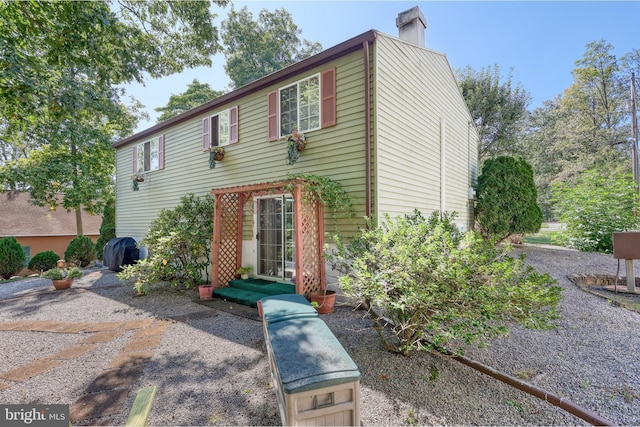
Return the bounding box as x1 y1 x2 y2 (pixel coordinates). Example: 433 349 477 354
135 136 164 173
268 67 335 142
280 74 320 136
202 106 239 151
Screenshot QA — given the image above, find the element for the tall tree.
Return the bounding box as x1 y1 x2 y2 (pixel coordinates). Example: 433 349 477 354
155 79 225 122
457 65 531 161
0 1 227 234
221 6 322 88
519 40 634 221
563 40 628 150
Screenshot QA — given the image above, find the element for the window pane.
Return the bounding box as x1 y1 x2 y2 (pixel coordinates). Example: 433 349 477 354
298 76 320 132
149 138 159 171
143 141 151 172
218 110 229 146
136 143 144 173
280 86 297 136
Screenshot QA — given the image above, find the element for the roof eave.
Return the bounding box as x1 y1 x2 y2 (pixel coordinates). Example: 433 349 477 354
113 29 378 149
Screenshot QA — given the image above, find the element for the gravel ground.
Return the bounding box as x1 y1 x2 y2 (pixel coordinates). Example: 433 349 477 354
0 245 639 426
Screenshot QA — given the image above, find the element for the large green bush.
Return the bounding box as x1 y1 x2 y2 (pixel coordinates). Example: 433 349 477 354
552 169 638 253
326 210 562 356
118 193 214 294
64 235 95 267
475 156 543 241
95 197 116 260
28 250 60 272
0 236 26 279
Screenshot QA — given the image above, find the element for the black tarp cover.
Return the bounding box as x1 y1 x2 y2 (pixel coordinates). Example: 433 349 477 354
103 237 139 272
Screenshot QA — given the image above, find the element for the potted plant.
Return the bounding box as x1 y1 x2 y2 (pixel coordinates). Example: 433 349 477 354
42 266 83 290
209 146 225 169
236 266 252 280
198 283 214 300
286 130 307 165
308 289 337 314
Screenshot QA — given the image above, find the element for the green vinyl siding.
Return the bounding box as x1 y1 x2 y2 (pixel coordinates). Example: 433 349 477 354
373 34 478 229
116 50 369 242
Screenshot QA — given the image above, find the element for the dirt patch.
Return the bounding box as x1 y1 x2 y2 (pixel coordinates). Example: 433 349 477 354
568 273 640 313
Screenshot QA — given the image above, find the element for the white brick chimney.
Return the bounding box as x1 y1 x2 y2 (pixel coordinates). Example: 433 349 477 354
396 6 427 47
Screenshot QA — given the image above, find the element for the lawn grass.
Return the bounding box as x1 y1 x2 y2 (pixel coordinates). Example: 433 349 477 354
523 230 555 245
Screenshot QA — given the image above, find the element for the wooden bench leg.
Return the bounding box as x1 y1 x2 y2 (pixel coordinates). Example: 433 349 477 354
125 386 157 427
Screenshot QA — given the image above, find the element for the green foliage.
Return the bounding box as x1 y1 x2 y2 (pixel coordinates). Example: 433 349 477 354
552 170 638 253
475 156 543 241
95 197 116 259
0 237 26 279
28 251 60 272
285 172 353 220
456 64 531 160
41 267 82 280
517 41 638 220
64 236 95 267
221 6 322 88
0 0 227 229
117 194 214 293
155 79 225 122
326 210 562 356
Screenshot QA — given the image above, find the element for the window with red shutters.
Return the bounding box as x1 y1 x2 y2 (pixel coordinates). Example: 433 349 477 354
268 68 336 140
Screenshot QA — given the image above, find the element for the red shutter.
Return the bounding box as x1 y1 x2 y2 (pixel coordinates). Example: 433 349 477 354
267 90 278 141
158 135 165 170
202 117 210 151
132 145 137 173
321 67 336 128
229 105 239 144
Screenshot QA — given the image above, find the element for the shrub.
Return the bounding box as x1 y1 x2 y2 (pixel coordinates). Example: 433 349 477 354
0 236 26 279
326 210 562 356
475 156 543 241
64 235 95 267
552 169 638 253
95 197 116 260
42 267 82 280
28 251 60 272
118 193 214 293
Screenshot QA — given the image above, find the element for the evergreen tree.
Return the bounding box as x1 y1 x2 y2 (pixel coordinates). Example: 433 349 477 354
475 156 543 241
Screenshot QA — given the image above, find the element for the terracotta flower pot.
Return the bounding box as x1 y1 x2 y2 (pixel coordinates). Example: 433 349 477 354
214 151 224 161
52 278 73 290
308 290 336 314
199 285 214 300
296 142 305 152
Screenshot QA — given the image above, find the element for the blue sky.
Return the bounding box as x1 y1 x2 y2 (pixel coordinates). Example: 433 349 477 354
124 1 639 132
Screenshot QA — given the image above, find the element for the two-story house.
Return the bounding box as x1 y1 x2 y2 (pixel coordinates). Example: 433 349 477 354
112 7 479 296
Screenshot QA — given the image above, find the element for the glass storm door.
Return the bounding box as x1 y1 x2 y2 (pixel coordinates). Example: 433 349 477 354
256 195 295 280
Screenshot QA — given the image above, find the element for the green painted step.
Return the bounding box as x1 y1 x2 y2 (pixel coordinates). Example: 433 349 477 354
211 287 268 308
212 278 297 308
228 278 296 296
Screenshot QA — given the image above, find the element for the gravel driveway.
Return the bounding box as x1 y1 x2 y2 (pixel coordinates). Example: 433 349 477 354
0 244 639 426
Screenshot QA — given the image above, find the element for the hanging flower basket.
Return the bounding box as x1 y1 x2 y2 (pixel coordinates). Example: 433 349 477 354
209 147 225 168
213 147 225 161
286 130 307 165
131 174 145 191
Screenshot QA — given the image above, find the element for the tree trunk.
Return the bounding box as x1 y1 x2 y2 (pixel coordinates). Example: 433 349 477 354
75 206 83 236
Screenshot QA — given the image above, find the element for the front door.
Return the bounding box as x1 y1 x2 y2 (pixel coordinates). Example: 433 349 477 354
255 195 295 281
